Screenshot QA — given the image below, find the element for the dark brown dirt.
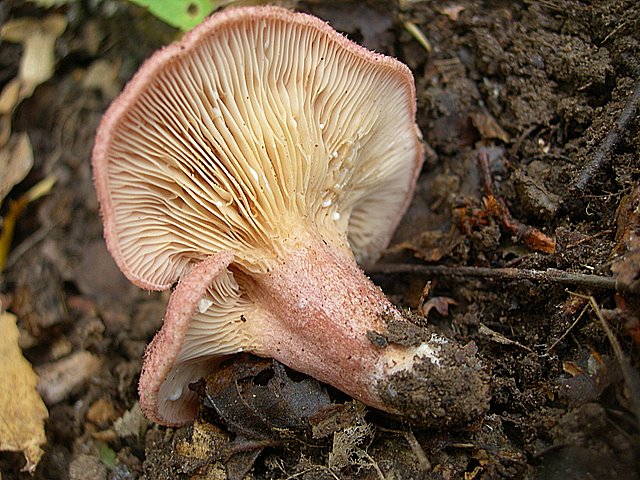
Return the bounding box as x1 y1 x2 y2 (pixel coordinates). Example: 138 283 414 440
1 0 639 479
378 336 491 429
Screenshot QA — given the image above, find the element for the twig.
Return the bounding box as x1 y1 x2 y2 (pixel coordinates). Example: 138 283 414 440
479 323 533 352
285 466 340 480
375 426 430 472
358 449 386 480
5 222 56 270
509 124 538 158
601 19 629 44
402 430 431 473
565 229 612 249
369 264 627 292
547 303 589 352
574 79 640 191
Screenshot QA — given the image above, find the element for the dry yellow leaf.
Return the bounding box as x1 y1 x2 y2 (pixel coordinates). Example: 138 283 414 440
0 311 48 473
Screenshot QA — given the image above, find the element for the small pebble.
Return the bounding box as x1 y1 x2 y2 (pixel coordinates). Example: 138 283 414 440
69 454 107 480
36 351 101 404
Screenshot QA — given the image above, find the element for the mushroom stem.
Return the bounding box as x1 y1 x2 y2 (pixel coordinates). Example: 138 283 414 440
242 230 489 426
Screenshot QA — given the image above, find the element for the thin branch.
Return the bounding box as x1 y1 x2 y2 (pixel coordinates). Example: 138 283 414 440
402 430 431 473
547 303 589 352
285 466 340 480
358 449 386 480
574 79 640 191
369 264 626 292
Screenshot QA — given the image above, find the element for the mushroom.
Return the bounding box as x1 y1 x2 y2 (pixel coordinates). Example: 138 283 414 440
93 6 489 427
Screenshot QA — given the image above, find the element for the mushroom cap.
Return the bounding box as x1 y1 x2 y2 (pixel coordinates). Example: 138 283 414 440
138 250 252 425
92 5 423 292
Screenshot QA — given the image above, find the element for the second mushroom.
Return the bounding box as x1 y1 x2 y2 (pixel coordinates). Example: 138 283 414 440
93 6 489 427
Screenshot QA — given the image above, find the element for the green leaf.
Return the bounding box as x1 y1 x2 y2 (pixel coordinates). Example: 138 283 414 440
99 443 117 469
128 0 221 31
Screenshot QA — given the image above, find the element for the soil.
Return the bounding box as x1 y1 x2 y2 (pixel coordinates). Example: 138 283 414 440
1 0 639 479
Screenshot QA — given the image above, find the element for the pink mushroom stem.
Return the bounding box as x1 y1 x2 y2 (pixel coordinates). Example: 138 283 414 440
241 229 443 415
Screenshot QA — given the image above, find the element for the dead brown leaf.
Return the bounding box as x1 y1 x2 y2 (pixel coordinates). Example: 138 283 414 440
420 296 458 318
201 355 332 440
0 311 48 473
470 111 510 143
611 186 640 293
476 152 556 254
562 360 584 377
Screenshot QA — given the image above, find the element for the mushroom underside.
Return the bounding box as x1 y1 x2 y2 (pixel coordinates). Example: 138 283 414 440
143 231 489 427
93 5 423 292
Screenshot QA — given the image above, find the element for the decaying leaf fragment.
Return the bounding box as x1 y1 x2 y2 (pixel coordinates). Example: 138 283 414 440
604 186 640 343
0 132 33 204
201 355 332 440
611 186 640 293
197 355 335 480
0 14 67 146
476 151 556 254
0 14 67 97
0 311 48 473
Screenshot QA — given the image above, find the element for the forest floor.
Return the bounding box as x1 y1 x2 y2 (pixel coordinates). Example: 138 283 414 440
0 0 639 479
